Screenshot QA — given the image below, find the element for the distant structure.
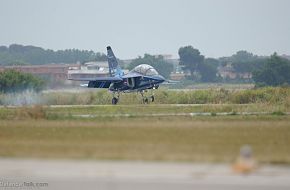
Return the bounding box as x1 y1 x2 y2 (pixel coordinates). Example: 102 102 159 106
281 54 290 60
154 54 173 60
218 64 252 80
1 52 262 85
0 61 119 88
0 64 77 80
167 58 185 80
152 54 184 80
0 61 127 81
67 61 109 79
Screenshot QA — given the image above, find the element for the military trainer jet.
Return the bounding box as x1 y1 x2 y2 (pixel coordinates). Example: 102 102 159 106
70 46 165 104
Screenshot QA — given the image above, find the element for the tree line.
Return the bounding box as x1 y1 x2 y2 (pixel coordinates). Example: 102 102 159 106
0 44 107 65
178 46 290 86
1 44 290 87
253 53 290 86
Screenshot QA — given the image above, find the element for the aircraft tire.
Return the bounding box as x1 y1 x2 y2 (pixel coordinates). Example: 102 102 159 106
150 96 155 102
143 97 149 104
112 97 118 105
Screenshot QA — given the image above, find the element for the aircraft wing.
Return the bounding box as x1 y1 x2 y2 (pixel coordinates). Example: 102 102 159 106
68 76 123 88
68 76 123 82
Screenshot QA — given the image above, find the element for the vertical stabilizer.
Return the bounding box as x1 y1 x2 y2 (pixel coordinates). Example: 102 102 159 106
107 46 123 77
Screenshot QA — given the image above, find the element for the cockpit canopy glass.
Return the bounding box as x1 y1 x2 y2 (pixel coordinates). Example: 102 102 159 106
131 64 158 76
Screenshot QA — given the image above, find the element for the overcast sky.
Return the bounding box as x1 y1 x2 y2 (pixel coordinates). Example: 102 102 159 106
0 0 290 59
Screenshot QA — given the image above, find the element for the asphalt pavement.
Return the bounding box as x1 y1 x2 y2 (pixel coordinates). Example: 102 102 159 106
1 159 290 190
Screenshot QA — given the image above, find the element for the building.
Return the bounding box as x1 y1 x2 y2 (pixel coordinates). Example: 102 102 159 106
218 64 252 79
282 54 290 60
0 62 113 88
67 62 109 79
0 64 79 80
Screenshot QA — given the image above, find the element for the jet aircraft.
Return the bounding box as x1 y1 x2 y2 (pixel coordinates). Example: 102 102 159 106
70 46 165 104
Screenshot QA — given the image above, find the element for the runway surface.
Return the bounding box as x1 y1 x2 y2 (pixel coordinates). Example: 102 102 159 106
2 104 289 118
1 104 246 108
1 159 290 190
71 111 290 118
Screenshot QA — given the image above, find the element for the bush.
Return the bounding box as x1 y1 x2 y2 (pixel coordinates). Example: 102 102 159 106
0 69 44 93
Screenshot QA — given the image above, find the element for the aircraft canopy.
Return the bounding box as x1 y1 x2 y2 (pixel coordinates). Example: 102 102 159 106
131 64 158 76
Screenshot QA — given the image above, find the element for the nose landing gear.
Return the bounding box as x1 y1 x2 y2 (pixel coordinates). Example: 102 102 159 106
112 92 120 105
112 97 118 105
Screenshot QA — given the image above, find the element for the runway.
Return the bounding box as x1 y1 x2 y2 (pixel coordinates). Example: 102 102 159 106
2 104 289 118
71 111 290 118
0 103 247 108
1 159 290 190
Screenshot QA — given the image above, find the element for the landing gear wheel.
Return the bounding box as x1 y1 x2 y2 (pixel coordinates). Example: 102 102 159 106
112 97 118 105
150 95 155 102
143 97 149 104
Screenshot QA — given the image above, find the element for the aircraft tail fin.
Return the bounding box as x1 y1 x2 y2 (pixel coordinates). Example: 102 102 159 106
107 46 123 77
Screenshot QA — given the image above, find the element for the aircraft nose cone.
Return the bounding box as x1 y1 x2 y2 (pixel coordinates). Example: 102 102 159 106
158 75 165 82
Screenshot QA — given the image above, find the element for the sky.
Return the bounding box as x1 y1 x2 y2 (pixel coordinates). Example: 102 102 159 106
0 0 290 59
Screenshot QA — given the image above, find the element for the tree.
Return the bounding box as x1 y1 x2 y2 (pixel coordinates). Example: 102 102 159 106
231 50 266 74
178 46 204 79
0 69 45 93
198 58 219 82
128 54 174 79
232 51 256 63
178 46 218 82
253 53 290 86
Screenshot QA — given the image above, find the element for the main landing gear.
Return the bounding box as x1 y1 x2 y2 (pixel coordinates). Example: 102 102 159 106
140 90 155 104
111 90 155 105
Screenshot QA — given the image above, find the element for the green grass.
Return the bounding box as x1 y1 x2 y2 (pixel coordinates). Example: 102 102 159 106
1 86 290 106
0 116 290 164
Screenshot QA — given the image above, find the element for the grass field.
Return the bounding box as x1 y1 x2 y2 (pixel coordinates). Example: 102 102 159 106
1 87 290 164
1 87 290 106
0 113 289 164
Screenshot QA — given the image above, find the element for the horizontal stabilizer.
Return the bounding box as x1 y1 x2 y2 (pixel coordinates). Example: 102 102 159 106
88 81 112 88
